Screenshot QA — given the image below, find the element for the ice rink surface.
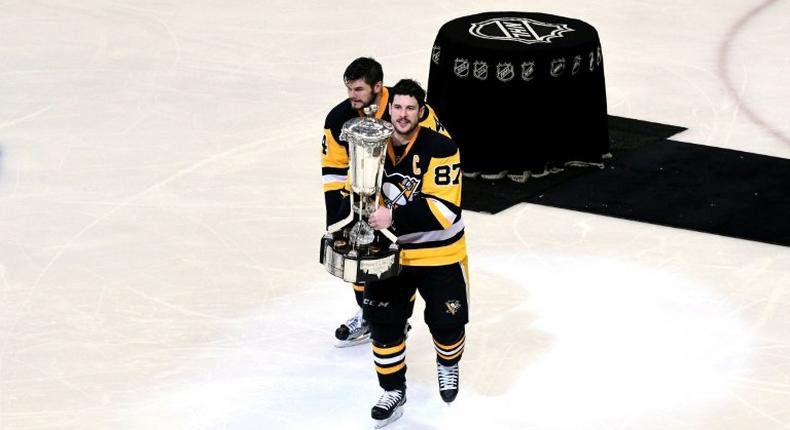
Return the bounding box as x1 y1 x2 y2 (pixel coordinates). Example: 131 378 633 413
1 1 789 429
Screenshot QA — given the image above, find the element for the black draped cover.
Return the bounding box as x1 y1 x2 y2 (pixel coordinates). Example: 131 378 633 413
427 12 610 175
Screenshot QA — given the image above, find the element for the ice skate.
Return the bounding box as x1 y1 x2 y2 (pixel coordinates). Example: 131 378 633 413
334 309 370 348
371 387 406 428
437 362 459 403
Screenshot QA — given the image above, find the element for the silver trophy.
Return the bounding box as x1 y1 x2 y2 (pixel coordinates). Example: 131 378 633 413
320 105 401 283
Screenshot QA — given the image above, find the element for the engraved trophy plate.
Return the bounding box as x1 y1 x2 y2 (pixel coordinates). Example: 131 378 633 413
319 106 401 283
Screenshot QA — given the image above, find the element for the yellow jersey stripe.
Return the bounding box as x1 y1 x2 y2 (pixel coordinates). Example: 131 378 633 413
427 198 453 229
323 182 346 192
400 235 466 267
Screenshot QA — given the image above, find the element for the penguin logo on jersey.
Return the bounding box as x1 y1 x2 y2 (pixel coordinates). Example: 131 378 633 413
382 172 421 208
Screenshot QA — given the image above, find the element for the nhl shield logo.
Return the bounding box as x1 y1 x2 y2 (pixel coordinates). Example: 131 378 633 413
473 61 488 80
521 61 536 81
454 58 469 78
550 57 566 77
572 55 582 75
469 17 574 45
496 62 514 82
432 45 441 65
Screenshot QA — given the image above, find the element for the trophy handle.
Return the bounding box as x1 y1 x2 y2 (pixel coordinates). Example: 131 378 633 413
326 191 354 234
372 190 398 244
379 227 398 243
327 142 357 235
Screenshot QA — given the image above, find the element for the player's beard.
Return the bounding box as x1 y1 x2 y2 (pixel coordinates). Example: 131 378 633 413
394 117 417 138
351 90 377 110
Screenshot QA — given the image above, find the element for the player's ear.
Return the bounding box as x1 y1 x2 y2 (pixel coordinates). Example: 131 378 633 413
374 81 383 94
419 105 425 118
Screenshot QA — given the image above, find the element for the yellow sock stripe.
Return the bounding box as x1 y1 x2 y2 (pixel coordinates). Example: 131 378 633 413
375 362 406 375
353 283 365 292
373 342 406 356
434 334 466 351
437 348 464 362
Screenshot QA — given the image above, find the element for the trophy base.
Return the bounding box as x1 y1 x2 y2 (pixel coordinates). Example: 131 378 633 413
319 235 401 283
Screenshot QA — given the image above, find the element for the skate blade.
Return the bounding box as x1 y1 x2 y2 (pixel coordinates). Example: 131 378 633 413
333 333 371 348
373 406 403 428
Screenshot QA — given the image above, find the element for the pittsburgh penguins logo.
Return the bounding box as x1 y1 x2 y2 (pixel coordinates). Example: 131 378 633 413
445 300 462 315
382 172 421 208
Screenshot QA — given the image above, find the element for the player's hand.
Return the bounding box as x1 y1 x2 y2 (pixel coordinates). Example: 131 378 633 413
368 207 393 230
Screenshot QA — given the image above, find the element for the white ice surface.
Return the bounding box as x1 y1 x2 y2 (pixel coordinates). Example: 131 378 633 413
1 1 789 429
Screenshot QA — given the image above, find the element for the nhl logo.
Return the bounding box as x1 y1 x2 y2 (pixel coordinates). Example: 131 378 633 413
454 58 469 78
550 57 566 77
469 17 574 45
432 45 441 65
572 55 582 75
496 62 514 82
473 60 488 80
521 61 536 81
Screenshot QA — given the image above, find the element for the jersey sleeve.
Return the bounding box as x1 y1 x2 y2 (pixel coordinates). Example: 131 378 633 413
321 125 350 227
391 146 462 235
419 105 451 138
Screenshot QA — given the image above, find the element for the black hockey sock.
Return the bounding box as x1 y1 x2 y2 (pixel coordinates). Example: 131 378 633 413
371 324 407 390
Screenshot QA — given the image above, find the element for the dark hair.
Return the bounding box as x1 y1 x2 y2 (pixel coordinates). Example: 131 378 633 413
390 79 426 107
343 57 383 87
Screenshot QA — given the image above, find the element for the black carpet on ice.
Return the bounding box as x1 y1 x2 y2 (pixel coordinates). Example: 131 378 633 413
462 115 790 247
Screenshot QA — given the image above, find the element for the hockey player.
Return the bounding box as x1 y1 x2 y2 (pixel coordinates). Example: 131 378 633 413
364 79 469 427
321 58 449 347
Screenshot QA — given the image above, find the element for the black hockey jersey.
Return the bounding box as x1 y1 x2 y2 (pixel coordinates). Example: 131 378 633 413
321 86 449 227
383 127 466 267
